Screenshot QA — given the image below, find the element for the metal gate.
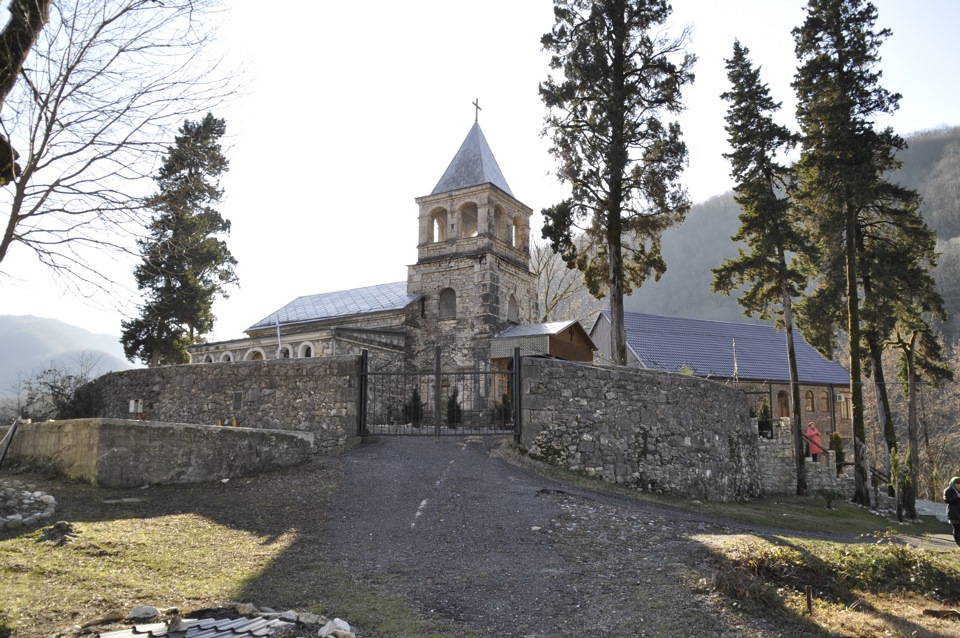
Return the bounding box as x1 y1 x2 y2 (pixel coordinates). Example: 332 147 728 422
358 346 521 440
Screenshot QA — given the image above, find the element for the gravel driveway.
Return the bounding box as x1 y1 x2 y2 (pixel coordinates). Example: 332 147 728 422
321 436 813 637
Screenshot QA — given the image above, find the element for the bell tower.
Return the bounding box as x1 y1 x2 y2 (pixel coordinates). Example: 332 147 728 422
407 120 537 370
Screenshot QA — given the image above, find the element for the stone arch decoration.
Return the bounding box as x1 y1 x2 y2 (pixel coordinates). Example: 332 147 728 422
280 346 292 359
459 202 478 238
430 207 448 242
298 342 314 358
244 348 265 361
512 218 522 249
219 352 233 363
439 288 457 320
507 294 519 323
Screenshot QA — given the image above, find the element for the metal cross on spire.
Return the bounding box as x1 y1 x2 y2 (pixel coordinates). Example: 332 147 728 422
473 98 481 122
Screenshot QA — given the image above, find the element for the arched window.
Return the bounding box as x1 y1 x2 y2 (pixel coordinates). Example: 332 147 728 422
220 352 233 363
280 346 291 359
245 349 265 361
493 207 504 242
430 208 448 242
819 391 829 413
512 218 522 249
805 390 814 411
203 355 214 363
460 203 478 238
303 346 312 358
839 394 850 419
777 391 789 418
507 294 519 323
298 342 314 358
439 288 457 320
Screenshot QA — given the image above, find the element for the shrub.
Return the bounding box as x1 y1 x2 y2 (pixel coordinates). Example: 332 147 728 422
403 387 425 425
495 393 511 425
446 388 462 428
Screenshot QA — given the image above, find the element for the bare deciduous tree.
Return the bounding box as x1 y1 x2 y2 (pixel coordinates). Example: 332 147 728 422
531 239 604 324
0 0 234 297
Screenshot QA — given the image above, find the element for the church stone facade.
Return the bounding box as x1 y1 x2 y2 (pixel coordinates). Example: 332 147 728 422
188 121 538 372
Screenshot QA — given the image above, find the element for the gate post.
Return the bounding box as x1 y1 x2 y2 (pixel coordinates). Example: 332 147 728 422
434 345 442 437
357 349 368 436
512 346 522 443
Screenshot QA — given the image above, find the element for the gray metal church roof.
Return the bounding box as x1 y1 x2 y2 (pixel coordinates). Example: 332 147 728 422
247 282 419 332
431 121 513 196
599 311 850 385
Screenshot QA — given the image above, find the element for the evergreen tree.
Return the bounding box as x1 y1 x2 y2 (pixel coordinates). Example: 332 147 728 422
792 0 909 505
121 113 236 367
713 40 813 495
540 0 695 366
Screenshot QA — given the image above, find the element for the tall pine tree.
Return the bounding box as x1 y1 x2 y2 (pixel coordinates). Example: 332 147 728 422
792 0 910 505
539 0 695 366
121 113 237 367
713 40 813 495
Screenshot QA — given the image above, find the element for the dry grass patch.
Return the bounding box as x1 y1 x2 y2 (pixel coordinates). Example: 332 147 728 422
702 534 960 637
0 515 295 636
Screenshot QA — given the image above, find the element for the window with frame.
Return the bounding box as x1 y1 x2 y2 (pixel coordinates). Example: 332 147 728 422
439 288 457 320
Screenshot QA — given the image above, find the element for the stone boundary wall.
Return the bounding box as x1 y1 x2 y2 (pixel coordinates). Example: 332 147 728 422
758 438 854 494
6 418 313 488
520 359 762 502
92 356 361 454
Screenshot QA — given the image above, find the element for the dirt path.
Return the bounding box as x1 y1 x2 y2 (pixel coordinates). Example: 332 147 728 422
320 436 825 637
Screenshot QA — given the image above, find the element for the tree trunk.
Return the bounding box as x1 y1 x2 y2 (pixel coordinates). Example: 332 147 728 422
905 335 920 519
846 206 870 506
780 250 807 496
0 0 52 108
0 0 53 183
606 5 628 368
866 334 897 491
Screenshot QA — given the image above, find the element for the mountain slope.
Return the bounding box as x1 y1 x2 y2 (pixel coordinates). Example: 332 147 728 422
0 315 135 395
625 125 960 340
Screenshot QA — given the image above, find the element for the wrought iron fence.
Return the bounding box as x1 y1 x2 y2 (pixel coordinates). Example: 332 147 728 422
358 346 521 438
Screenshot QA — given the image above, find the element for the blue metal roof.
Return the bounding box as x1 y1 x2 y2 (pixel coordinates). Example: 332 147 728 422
431 122 513 196
247 282 420 332
600 311 850 385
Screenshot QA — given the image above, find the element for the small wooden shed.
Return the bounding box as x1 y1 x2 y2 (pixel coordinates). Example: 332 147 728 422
490 320 596 362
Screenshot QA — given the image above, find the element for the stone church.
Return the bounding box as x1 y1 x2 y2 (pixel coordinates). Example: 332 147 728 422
188 121 592 371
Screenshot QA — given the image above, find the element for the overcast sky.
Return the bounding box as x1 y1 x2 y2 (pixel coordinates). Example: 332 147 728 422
2 0 959 349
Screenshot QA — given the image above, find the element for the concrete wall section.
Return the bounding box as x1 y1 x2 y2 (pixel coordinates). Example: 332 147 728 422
7 418 314 488
92 356 361 454
520 359 762 502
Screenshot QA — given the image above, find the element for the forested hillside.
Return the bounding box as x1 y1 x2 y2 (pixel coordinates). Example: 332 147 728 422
624 125 960 342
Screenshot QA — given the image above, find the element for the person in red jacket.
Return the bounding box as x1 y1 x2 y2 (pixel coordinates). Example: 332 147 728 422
806 422 823 462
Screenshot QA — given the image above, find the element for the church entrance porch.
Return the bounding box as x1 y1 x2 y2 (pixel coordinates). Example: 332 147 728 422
358 347 521 439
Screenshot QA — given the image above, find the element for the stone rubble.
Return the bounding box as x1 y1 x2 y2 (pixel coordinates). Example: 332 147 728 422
0 477 57 530
67 603 357 638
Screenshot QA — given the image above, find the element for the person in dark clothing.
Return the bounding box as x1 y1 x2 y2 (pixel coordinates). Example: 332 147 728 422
945 476 960 547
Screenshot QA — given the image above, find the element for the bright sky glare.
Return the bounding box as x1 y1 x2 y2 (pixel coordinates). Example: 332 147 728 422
2 0 958 350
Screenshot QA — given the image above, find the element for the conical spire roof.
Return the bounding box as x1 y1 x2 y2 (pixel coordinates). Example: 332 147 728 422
431 121 513 196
